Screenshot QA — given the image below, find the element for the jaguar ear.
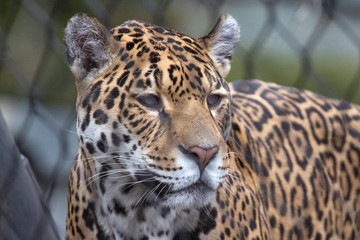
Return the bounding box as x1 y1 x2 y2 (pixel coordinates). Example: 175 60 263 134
199 14 240 79
64 13 117 85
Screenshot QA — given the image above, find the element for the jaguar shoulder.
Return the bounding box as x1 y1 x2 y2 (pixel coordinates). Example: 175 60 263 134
64 13 360 240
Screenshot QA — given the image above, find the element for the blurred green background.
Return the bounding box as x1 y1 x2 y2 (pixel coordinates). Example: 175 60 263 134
1 0 360 105
0 0 359 237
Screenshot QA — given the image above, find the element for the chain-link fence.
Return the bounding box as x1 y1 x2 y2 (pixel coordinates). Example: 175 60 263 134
0 0 359 239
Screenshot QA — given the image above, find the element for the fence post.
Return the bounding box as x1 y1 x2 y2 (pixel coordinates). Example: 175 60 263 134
0 111 61 240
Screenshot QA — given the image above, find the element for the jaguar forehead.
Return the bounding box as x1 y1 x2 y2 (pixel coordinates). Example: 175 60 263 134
108 22 227 95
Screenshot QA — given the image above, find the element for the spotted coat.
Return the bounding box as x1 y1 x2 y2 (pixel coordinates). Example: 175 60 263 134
64 13 360 240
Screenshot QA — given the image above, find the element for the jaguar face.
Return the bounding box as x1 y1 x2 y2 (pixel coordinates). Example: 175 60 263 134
65 13 239 208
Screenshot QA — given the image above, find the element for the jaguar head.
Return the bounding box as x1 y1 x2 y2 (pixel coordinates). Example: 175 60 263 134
65 13 240 208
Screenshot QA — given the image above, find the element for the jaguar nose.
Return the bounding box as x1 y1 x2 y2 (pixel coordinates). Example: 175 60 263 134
179 145 219 174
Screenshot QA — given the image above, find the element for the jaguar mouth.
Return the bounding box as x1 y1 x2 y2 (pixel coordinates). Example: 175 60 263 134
134 171 213 200
163 181 215 208
135 172 172 198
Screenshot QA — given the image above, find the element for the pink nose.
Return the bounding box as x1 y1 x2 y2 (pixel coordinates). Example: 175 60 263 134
190 146 219 173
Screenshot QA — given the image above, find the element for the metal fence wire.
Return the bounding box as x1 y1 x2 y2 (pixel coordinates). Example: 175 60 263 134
0 0 360 239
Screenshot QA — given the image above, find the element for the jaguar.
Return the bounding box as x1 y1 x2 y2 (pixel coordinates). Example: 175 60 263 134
64 13 360 239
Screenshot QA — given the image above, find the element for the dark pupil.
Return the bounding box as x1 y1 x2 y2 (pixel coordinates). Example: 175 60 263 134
207 94 220 106
139 94 160 108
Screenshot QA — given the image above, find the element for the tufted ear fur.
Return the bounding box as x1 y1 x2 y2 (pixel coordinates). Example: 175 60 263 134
199 14 240 79
64 13 117 87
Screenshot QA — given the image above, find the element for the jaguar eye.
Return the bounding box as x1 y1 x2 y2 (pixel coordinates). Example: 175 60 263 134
207 94 222 108
137 94 162 110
